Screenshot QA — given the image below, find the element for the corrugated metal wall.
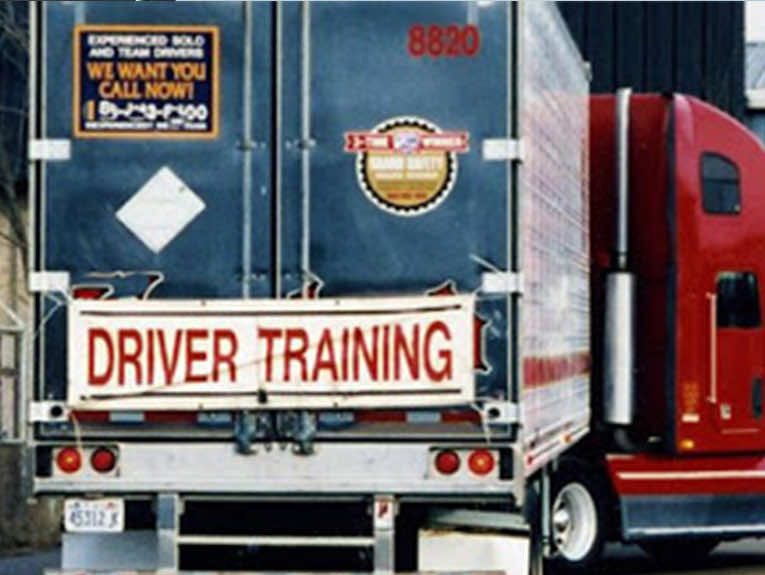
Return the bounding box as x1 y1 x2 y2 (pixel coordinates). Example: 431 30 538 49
559 1 745 120
745 43 765 143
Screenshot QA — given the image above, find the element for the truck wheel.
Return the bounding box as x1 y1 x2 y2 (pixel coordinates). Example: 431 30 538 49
548 469 607 572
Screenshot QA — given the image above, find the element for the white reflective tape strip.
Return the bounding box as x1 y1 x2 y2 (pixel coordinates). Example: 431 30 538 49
197 412 233 425
351 410 484 424
29 271 70 293
482 138 524 162
406 411 441 424
28 139 71 161
318 411 355 425
481 272 524 294
109 411 145 424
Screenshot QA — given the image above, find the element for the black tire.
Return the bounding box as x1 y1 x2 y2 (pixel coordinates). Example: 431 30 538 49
639 538 719 565
546 462 610 573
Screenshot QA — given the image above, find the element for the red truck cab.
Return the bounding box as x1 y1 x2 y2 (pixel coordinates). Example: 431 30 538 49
592 92 765 453
560 94 765 570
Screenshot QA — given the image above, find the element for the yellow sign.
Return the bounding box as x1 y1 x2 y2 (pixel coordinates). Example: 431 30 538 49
73 25 220 140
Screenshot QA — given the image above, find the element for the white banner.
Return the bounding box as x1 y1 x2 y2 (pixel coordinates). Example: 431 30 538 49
67 295 475 410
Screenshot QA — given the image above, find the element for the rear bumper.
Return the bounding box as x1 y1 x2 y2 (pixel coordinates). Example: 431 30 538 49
36 441 517 495
53 498 530 574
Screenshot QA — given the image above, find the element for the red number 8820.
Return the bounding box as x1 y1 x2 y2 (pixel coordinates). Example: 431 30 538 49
408 24 481 58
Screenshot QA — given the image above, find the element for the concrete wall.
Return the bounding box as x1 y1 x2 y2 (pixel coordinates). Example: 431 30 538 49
0 445 59 550
0 211 61 550
0 3 61 552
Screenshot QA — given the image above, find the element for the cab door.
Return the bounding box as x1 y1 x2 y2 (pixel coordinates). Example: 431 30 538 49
673 96 765 452
713 271 765 435
700 155 765 439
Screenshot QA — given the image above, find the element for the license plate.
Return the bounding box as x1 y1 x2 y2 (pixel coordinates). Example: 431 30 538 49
64 498 124 533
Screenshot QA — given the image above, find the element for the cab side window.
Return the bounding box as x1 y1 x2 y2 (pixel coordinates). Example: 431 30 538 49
717 272 761 328
702 153 741 214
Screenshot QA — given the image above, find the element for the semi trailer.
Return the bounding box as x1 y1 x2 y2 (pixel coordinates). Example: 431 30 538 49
23 1 765 574
29 2 587 572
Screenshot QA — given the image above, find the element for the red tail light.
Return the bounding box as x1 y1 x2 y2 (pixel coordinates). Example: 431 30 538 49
467 449 495 476
56 447 82 474
434 450 460 475
90 447 117 473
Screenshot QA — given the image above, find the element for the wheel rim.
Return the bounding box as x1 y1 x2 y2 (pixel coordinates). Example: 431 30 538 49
551 482 598 562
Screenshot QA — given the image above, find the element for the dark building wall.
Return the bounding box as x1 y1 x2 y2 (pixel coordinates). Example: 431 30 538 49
0 2 28 184
558 2 745 120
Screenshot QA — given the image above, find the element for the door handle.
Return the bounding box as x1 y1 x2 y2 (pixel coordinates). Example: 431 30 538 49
706 292 718 404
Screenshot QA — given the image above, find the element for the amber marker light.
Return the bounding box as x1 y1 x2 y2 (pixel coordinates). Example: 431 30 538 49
468 449 495 476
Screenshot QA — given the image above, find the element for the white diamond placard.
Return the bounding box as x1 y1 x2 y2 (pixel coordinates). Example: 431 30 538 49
116 167 206 253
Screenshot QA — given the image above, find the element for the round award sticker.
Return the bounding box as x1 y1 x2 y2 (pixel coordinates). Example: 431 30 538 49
344 117 469 216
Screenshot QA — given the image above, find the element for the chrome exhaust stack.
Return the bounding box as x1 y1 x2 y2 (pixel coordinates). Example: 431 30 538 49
603 88 637 426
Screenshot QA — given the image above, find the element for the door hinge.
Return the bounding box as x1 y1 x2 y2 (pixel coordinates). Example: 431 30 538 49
286 138 316 151
481 271 524 295
482 138 524 162
481 401 519 425
28 139 71 162
29 271 70 294
29 401 69 423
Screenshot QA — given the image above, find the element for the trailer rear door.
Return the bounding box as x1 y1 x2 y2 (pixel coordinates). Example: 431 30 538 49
33 2 588 447
277 1 514 431
33 2 515 437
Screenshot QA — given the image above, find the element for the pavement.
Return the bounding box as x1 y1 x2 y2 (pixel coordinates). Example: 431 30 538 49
0 539 763 574
595 540 765 575
0 548 58 575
